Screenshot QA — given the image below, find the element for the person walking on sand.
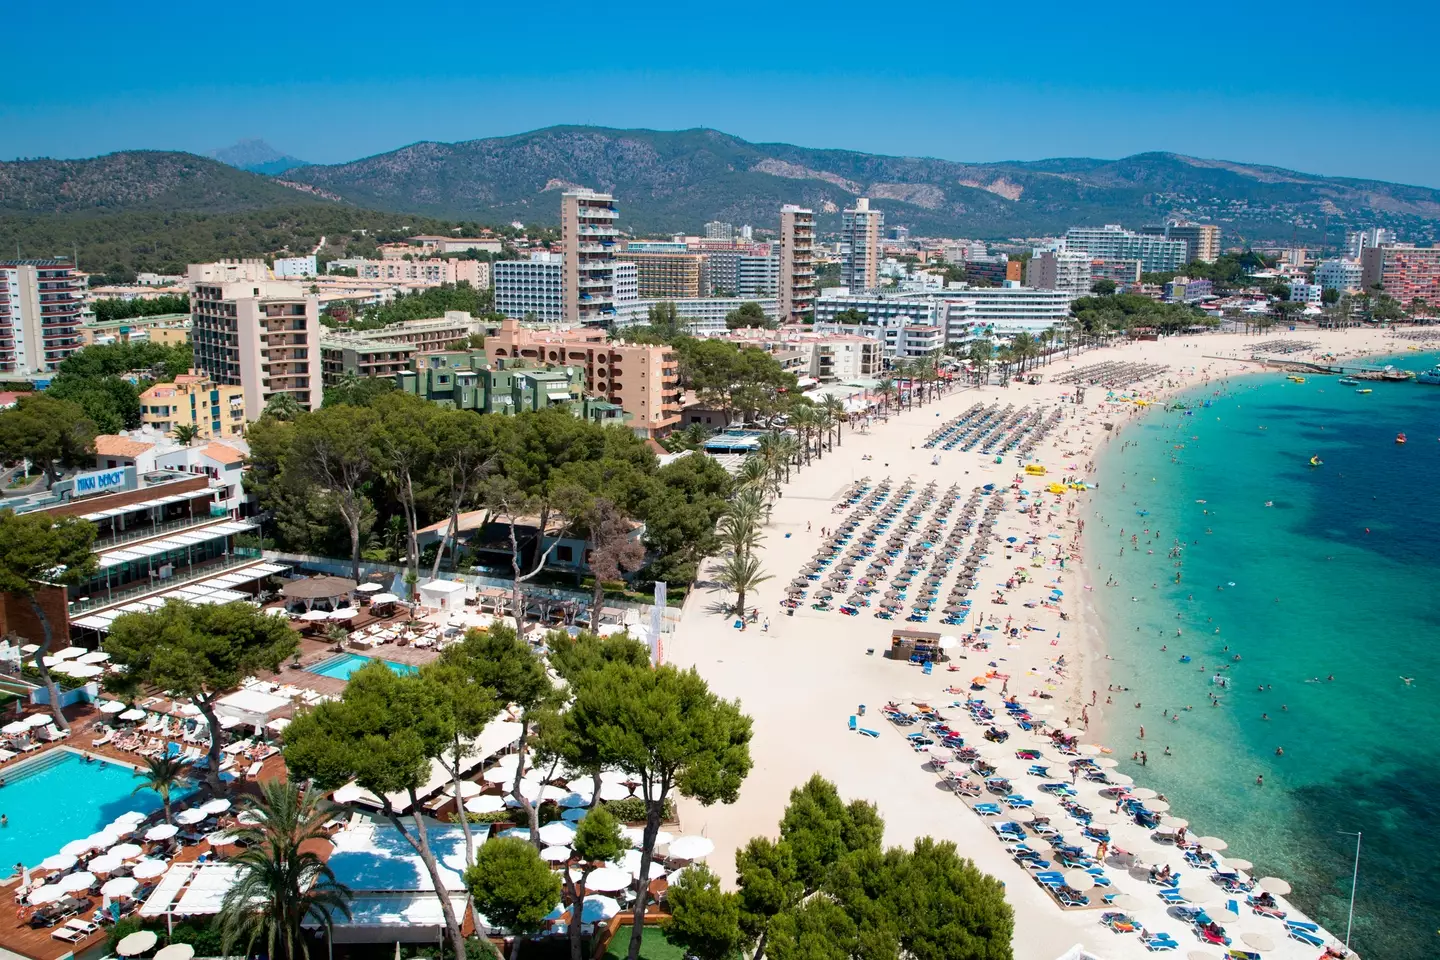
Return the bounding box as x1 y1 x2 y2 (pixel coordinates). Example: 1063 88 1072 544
1139 725 1145 739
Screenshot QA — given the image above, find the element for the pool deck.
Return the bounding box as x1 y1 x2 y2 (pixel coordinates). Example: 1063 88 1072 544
262 634 441 698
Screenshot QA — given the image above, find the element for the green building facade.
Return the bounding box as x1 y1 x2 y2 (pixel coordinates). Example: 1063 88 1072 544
396 349 628 425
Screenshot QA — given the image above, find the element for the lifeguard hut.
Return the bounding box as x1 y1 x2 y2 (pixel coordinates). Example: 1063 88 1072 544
888 628 946 663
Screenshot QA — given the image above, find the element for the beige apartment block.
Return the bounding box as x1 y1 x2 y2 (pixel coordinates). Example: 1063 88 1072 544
779 205 816 322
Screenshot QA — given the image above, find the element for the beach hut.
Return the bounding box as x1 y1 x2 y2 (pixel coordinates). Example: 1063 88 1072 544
887 628 946 663
280 576 357 613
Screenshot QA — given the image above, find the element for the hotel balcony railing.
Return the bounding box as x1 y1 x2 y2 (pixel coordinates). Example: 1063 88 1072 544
68 549 263 615
91 512 226 551
577 207 618 219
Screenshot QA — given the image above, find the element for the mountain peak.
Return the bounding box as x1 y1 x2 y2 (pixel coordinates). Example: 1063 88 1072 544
210 139 307 176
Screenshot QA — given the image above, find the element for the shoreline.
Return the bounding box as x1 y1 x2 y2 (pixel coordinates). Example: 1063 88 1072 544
669 326 1420 959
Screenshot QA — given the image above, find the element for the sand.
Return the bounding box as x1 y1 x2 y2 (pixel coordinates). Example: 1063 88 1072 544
666 327 1408 960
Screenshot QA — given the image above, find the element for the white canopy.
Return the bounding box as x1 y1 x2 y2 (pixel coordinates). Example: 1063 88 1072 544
215 687 290 727
418 578 467 611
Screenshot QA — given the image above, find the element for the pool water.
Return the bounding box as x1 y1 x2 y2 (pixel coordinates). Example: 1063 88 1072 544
307 653 419 681
0 748 186 869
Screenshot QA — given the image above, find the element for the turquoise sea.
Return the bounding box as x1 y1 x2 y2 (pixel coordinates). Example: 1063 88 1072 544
1087 349 1440 960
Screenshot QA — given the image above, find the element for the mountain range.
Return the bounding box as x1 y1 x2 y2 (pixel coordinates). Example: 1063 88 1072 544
4 126 1440 248
210 139 308 176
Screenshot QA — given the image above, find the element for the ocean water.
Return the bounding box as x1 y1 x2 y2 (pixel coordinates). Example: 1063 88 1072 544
1087 351 1440 960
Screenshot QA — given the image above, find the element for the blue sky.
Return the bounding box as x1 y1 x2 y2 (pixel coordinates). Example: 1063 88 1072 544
5 0 1440 187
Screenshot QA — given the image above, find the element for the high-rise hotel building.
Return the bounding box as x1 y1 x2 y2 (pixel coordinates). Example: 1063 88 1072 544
561 190 621 326
0 259 85 374
779 205 815 323
841 198 883 292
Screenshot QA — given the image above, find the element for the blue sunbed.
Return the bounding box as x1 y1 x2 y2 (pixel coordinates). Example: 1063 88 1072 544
858 727 880 737
848 715 857 731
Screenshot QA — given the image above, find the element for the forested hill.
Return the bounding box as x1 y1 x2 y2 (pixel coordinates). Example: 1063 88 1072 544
284 126 1440 244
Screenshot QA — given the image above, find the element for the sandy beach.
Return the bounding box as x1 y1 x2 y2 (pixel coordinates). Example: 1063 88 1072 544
666 326 1417 960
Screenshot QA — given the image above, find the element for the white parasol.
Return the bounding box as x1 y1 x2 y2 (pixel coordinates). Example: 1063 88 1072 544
1240 932 1274 952
99 701 128 714
175 808 208 826
119 708 146 721
584 867 632 892
1131 787 1157 800
117 930 159 956
465 795 505 814
145 823 178 841
102 876 140 898
1221 857 1253 872
111 842 143 860
1256 877 1291 895
27 884 68 906
57 871 96 892
88 853 124 873
668 835 715 860
200 798 232 815
154 945 196 960
131 859 168 879
40 853 77 872
1062 869 1095 890
537 821 577 846
540 846 572 862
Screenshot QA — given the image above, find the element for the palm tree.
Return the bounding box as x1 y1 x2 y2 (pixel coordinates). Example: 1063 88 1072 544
735 456 770 498
132 754 192 822
790 405 817 466
262 393 304 421
772 432 799 483
813 407 834 456
171 424 201 446
967 339 993 388
820 395 846 448
217 780 353 960
716 551 771 617
890 360 912 409
876 378 896 415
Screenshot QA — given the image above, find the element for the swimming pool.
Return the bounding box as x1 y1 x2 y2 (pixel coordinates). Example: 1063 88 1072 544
0 748 187 869
306 653 419 681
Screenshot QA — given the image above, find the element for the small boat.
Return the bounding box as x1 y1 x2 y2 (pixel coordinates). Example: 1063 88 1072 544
1287 375 1306 383
1355 388 1372 394
1337 377 1359 386
1417 366 1440 385
1309 456 1323 467
1396 433 1407 445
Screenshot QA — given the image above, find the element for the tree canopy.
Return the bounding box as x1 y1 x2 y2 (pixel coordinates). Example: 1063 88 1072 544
465 838 562 960
0 394 97 486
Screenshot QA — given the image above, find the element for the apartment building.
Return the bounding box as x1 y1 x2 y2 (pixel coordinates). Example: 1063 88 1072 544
961 255 1012 286
1346 228 1396 260
704 221 734 240
625 252 709 299
628 297 780 336
721 329 883 382
1315 258 1363 293
188 261 323 421
495 255 563 321
1089 259 1143 286
318 313 479 384
139 372 246 440
561 191 621 325
0 259 86 375
779 205 816 322
1164 277 1214 302
841 199 884 292
737 255 780 298
1063 225 1187 273
328 258 489 287
409 235 503 255
81 313 191 348
1026 250 1094 296
1361 244 1440 306
935 284 1075 341
486 319 681 436
273 256 318 278
1141 223 1221 263
395 350 627 424
1287 282 1322 304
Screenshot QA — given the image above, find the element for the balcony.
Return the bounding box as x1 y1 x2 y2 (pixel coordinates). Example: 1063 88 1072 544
577 207 618 219
68 549 263 615
92 513 229 552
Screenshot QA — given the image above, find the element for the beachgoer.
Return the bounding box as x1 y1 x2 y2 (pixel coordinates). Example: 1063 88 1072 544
1255 774 1264 787
1275 746 1284 756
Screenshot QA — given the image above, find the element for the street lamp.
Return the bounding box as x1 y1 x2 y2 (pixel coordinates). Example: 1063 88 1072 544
1338 829 1361 950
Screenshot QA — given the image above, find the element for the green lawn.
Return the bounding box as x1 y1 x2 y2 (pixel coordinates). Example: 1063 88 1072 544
601 926 685 960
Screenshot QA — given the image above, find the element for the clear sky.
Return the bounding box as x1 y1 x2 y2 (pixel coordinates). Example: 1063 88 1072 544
5 0 1439 188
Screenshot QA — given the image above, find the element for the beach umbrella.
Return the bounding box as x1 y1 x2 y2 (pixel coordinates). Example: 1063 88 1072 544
1147 799 1171 812
60 839 95 857
110 810 147 828
1025 838 1053 853
40 853 77 872
598 781 632 801
1095 757 1118 768
299 610 330 622
175 808 208 826
1209 906 1240 923
101 876 140 898
99 700 128 714
25 713 54 727
1221 857 1253 872
1104 893 1139 910
1160 816 1189 829
87 830 120 849
2 720 30 735
1175 884 1209 903
539 846 572 862
131 859 167 879
57 871 96 893
1107 773 1134 786
1063 869 1095 890
144 823 178 841
561 808 588 822
89 853 124 873
1256 877 1291 895
465 795 505 814
28 884 67 905
538 822 577 846
1009 810 1036 824
117 930 159 956
1194 836 1227 851
1240 932 1274 952
201 798 232 816
669 835 715 860
621 850 667 880
580 895 621 922
1078 744 1101 756
111 842 143 860
585 867 632 892
154 946 195 960
1131 787 1158 800
119 708 146 721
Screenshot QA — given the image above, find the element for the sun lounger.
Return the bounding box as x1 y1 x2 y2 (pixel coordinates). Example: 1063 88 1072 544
858 728 879 737
848 716 857 731
1141 931 1178 952
1286 927 1324 947
51 925 88 943
245 760 263 780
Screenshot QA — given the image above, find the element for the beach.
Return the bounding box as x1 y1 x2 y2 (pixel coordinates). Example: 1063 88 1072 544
667 326 1420 960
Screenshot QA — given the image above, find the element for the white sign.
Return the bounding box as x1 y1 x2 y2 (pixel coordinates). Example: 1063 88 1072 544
72 468 128 496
